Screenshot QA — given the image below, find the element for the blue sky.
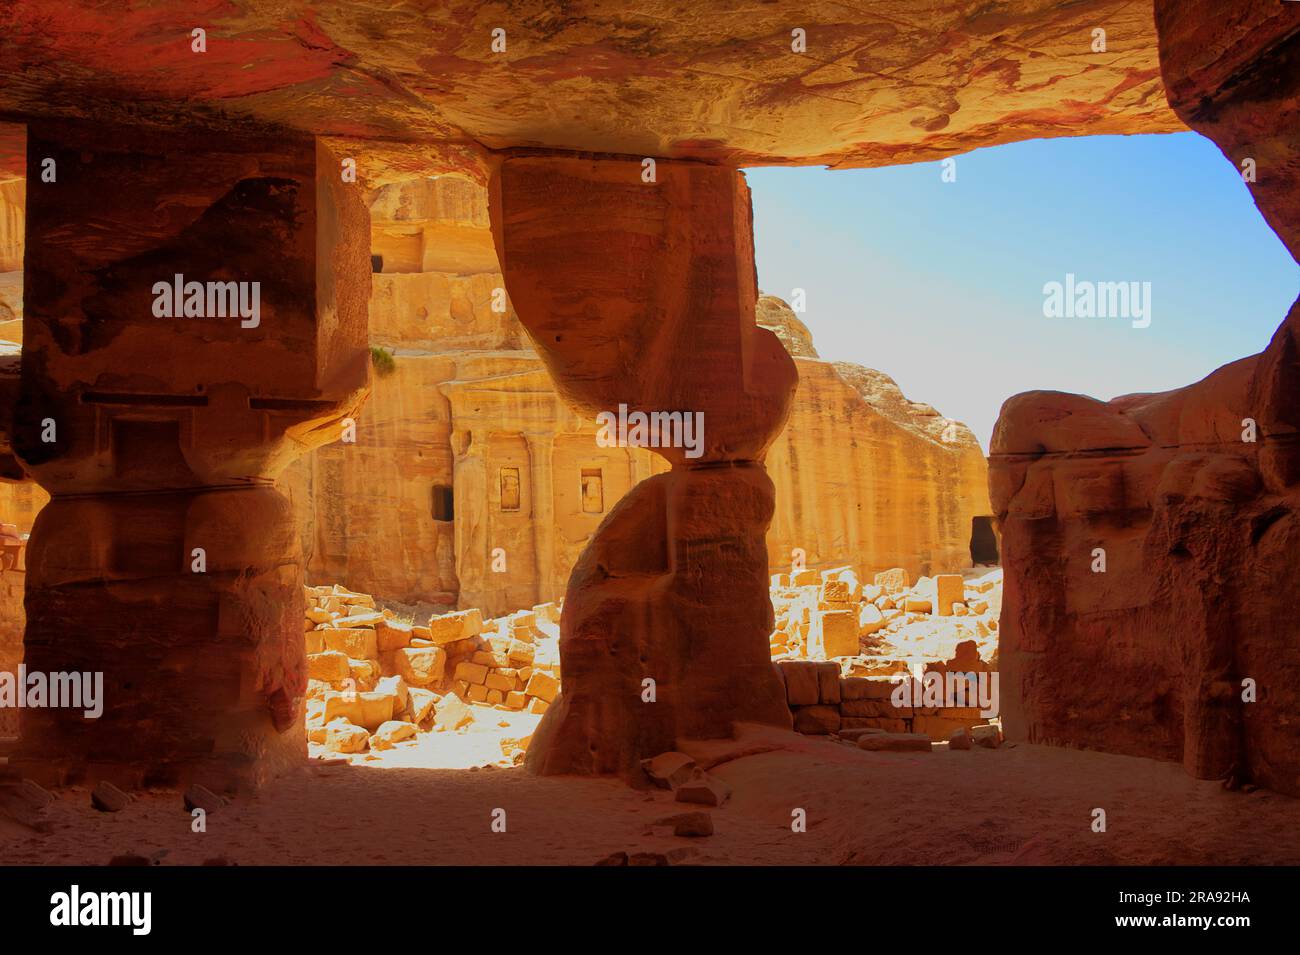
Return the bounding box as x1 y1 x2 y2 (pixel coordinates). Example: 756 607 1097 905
747 132 1299 451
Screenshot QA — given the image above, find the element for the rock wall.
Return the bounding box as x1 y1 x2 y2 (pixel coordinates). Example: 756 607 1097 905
991 0 1300 796
768 352 991 583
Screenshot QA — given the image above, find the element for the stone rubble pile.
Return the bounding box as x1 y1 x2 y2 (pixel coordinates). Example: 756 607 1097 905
302 584 562 760
300 561 1005 761
770 564 1001 666
768 563 1004 744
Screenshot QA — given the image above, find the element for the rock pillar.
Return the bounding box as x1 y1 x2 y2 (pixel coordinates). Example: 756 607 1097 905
10 119 370 791
489 154 795 778
991 1 1300 795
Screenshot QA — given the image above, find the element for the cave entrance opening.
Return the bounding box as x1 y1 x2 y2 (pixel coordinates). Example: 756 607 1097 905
970 516 999 565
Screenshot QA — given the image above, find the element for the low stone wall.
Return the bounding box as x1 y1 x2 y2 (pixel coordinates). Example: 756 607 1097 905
775 660 994 741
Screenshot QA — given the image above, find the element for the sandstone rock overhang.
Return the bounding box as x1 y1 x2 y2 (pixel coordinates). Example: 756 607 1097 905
0 0 1184 181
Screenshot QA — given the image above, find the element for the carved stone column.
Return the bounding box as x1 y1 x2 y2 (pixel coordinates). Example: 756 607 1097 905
489 154 795 778
10 119 370 791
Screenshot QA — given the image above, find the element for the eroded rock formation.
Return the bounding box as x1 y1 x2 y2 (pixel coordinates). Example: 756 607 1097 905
992 0 1300 795
0 2 1181 176
490 155 797 776
8 120 369 790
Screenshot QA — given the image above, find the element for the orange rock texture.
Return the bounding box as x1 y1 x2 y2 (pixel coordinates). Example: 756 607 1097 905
7 120 370 790
768 354 991 582
992 0 1300 795
0 1 1180 175
491 155 797 775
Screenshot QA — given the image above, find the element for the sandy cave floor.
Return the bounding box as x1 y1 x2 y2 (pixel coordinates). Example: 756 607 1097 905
3 726 1298 867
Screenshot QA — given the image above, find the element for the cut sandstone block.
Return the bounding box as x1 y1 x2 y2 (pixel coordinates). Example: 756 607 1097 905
395 646 447 687
445 637 480 657
840 677 896 701
914 715 978 740
671 811 713 838
407 687 436 724
815 661 841 703
838 727 886 741
332 611 385 629
931 574 964 617
820 578 852 605
778 661 820 706
321 627 378 660
874 567 910 593
532 602 560 624
454 661 489 685
793 705 841 735
377 619 413 652
371 720 418 750
307 650 350 682
348 658 380 690
323 690 396 732
809 609 859 658
841 699 903 718
324 719 369 754
903 595 933 614
433 692 473 730
427 608 484 646
524 670 559 703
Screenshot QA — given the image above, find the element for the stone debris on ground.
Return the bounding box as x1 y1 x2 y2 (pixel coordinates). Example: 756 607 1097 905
90 780 130 813
301 565 1003 766
770 562 1004 745
303 583 563 766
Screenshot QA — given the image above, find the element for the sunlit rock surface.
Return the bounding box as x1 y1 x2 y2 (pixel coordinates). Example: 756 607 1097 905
0 1 1182 179
991 0 1300 797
